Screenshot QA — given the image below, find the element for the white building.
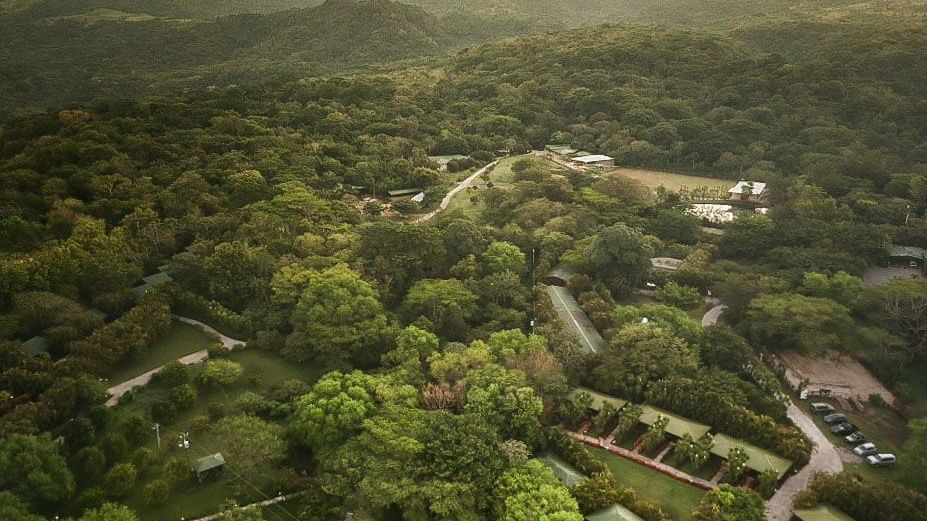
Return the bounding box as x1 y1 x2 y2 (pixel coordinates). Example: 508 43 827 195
571 154 615 168
729 180 767 203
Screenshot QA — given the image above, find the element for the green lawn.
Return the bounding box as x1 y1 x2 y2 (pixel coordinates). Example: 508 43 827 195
107 320 217 384
112 349 323 521
591 448 705 521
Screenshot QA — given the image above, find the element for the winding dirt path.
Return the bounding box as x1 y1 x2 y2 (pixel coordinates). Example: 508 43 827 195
765 403 843 521
103 316 245 407
414 160 498 223
701 303 726 327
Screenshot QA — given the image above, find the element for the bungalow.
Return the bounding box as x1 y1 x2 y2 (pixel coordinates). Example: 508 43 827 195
546 144 578 156
22 335 50 357
888 245 926 268
193 453 226 482
586 504 645 521
792 504 855 521
571 154 615 168
728 181 767 203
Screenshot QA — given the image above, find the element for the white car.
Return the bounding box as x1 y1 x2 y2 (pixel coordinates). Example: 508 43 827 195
853 443 877 457
866 453 896 467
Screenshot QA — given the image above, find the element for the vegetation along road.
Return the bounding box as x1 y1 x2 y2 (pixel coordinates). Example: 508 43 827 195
766 403 843 521
104 316 245 406
415 160 499 223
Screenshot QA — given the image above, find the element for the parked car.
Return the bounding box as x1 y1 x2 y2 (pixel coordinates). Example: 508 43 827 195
845 431 866 444
866 453 896 467
831 423 858 435
823 413 848 425
810 403 835 414
853 443 877 457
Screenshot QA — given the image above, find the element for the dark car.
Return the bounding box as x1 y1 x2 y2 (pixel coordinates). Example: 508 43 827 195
823 413 848 425
831 423 858 435
810 403 835 414
845 431 866 444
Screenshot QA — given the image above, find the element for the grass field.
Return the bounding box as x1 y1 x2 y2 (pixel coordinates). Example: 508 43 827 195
114 349 323 521
591 448 705 520
606 167 735 193
107 320 217 384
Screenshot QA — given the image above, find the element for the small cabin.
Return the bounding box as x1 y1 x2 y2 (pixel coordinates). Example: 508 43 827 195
728 181 767 203
193 453 226 482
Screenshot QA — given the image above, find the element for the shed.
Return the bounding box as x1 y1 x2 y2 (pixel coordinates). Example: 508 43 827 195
888 245 926 265
793 504 855 521
546 144 578 156
586 504 646 521
411 192 425 204
543 264 578 286
572 154 615 168
570 387 628 413
638 405 711 439
22 335 50 356
388 188 424 197
538 453 587 487
193 453 226 481
650 257 682 271
728 181 767 202
710 433 793 479
142 271 174 287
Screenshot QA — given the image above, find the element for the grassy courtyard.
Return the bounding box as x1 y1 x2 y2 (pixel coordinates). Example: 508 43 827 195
107 320 217 384
590 448 705 521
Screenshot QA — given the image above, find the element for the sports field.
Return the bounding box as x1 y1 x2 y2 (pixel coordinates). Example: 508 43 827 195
606 167 735 193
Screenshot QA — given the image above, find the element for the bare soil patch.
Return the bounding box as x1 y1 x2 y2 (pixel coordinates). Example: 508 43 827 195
777 350 896 406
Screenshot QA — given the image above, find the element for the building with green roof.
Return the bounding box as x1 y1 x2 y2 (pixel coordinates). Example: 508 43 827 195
538 453 587 487
22 335 50 356
793 504 855 521
193 453 225 481
570 387 628 413
639 405 711 440
710 433 792 479
142 271 174 287
586 504 645 521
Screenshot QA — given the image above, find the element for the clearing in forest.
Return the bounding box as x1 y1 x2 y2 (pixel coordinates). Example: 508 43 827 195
605 167 736 193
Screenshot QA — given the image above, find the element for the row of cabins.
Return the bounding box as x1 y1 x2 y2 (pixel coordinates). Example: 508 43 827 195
571 388 794 482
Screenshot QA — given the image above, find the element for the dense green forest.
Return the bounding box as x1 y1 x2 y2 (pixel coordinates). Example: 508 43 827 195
2 3 927 521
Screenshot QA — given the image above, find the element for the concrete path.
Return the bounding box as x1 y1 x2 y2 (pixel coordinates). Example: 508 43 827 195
765 402 843 521
701 304 727 327
104 316 245 407
414 160 498 223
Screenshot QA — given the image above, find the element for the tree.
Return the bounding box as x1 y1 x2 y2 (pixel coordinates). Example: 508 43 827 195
481 241 526 275
142 479 171 506
0 434 74 509
0 492 45 521
593 324 699 398
726 447 749 482
213 415 285 479
218 504 265 521
744 293 855 353
693 485 764 521
291 371 379 453
800 271 863 306
642 415 669 453
103 463 137 498
198 359 243 388
402 278 478 340
565 223 654 295
756 469 778 499
78 503 139 521
466 382 545 447
494 461 583 521
284 264 391 366
860 278 927 361
168 384 197 410
656 282 703 310
381 325 439 386
902 417 927 492
204 241 275 310
614 403 643 442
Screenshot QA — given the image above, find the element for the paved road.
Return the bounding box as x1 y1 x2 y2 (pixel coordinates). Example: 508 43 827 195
765 402 843 521
414 160 499 223
104 316 245 407
701 304 727 326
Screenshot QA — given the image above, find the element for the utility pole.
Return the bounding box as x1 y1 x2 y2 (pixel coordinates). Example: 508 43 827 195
179 432 191 464
530 247 537 334
906 205 911 225
152 423 161 449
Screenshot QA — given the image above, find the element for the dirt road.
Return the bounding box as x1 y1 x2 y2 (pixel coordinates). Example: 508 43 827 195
765 402 843 521
414 160 498 223
104 316 245 407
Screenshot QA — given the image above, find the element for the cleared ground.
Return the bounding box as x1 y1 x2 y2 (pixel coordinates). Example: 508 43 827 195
591 448 705 521
778 350 897 406
605 167 735 193
862 266 924 285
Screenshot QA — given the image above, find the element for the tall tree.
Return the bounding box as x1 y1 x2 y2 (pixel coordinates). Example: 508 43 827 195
0 434 74 510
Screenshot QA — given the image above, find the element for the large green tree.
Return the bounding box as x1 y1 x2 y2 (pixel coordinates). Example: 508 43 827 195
0 434 74 509
291 371 380 453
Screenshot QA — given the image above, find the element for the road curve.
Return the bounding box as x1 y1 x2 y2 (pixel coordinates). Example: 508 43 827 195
414 160 499 223
701 304 727 327
104 316 246 407
765 402 843 521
